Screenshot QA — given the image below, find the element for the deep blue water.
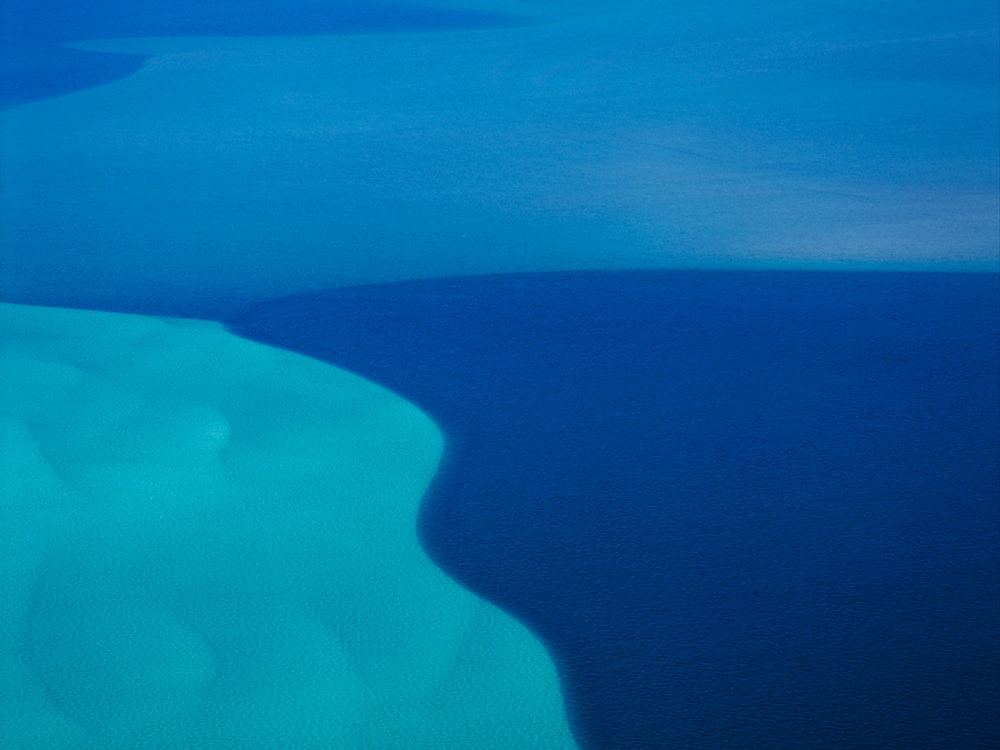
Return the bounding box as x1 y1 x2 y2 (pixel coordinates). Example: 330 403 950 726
231 270 1000 749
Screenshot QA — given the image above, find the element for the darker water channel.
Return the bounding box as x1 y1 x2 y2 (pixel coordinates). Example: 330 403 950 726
231 270 1000 749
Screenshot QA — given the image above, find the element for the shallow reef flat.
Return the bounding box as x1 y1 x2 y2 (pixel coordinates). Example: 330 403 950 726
0 302 576 750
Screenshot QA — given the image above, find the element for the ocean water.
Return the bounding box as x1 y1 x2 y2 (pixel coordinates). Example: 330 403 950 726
1 0 999 748
0 1 521 108
2 1 997 319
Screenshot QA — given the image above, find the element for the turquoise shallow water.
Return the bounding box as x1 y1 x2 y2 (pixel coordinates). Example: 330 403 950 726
0 303 576 749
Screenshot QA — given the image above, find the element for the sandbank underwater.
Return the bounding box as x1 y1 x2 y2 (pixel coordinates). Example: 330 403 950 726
0 302 575 749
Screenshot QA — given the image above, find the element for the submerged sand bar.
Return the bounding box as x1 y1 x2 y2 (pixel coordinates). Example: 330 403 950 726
0 302 575 749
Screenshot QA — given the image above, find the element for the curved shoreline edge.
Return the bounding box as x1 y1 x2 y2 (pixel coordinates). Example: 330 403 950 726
0 301 577 749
